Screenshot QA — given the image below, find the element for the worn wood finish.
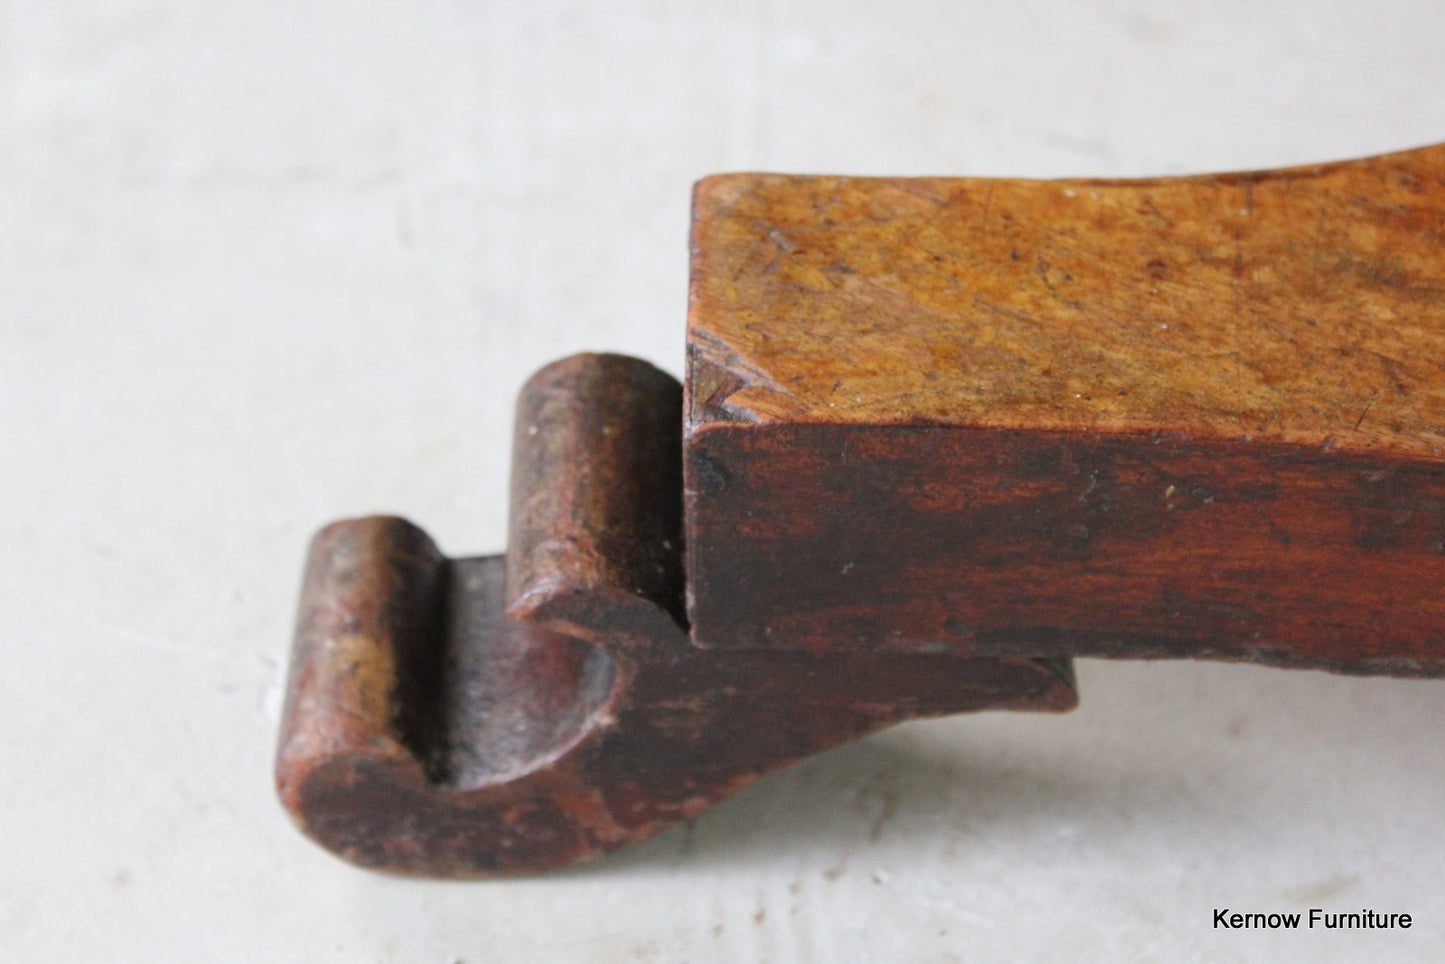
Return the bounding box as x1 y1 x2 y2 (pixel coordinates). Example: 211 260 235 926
686 144 1445 673
506 353 688 639
280 146 1445 877
277 356 1074 876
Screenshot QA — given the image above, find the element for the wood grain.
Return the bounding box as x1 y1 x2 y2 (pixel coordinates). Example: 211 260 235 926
685 144 1445 674
276 358 1074 876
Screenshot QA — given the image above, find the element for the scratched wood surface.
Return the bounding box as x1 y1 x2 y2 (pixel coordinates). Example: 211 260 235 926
688 144 1445 453
685 145 1445 673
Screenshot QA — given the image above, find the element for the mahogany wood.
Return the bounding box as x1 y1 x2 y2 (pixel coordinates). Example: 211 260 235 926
686 145 1445 674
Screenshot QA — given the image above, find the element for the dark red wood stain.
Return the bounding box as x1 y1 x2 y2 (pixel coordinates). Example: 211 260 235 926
686 145 1445 676
276 357 1072 877
278 146 1445 878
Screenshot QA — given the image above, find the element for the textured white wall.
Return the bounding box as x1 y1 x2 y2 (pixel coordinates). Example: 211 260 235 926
3 2 1444 960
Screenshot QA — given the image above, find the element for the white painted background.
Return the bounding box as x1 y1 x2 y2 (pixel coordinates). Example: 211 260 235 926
3 1 1444 960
